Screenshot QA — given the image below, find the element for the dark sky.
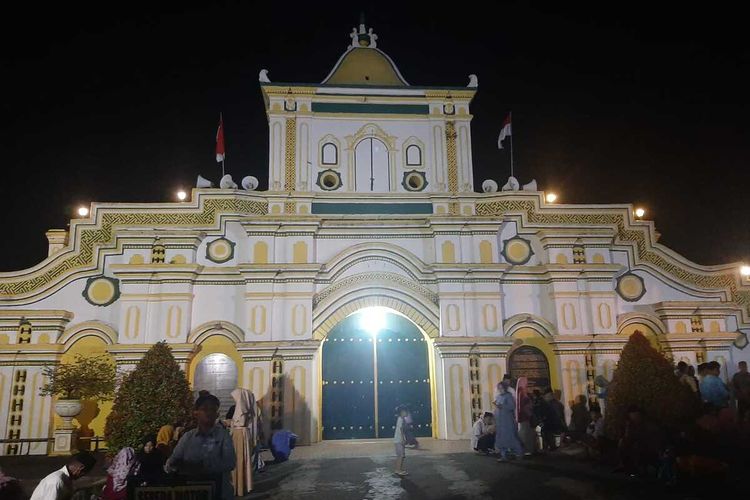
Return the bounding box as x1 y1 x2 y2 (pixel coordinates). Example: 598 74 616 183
1 1 748 272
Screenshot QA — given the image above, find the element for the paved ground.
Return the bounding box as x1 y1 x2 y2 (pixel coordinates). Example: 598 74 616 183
1 440 745 499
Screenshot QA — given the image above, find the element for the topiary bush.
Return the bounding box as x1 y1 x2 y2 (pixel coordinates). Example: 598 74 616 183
105 341 193 451
605 331 700 439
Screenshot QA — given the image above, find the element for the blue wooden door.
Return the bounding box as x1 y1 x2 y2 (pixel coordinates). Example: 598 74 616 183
322 315 376 439
375 314 433 438
322 310 432 440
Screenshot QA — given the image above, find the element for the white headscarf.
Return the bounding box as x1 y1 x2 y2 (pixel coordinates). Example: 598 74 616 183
231 388 255 428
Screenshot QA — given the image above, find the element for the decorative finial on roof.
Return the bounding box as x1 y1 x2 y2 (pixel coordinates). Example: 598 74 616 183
467 74 478 88
349 17 378 49
259 69 271 83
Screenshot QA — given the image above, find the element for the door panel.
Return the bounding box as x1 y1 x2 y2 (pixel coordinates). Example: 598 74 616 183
322 323 375 439
376 315 432 438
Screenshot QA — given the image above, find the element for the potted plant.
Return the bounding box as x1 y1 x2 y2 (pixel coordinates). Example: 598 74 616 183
40 354 117 429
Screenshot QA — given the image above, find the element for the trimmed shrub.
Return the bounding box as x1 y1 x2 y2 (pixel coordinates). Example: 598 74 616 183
605 331 699 439
105 342 193 451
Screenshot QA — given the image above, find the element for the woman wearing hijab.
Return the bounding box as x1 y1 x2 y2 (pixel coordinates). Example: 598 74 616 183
156 424 176 457
101 447 140 500
515 377 536 455
134 434 164 486
229 388 256 496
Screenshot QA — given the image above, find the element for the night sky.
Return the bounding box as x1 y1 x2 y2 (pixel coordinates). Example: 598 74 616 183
1 2 748 272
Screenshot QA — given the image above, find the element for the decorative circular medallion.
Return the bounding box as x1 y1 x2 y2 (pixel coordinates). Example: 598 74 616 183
402 170 428 192
316 169 342 191
502 237 533 265
615 272 646 302
83 276 120 307
206 238 236 264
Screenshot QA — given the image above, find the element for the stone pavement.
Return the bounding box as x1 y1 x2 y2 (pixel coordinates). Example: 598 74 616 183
1 439 742 499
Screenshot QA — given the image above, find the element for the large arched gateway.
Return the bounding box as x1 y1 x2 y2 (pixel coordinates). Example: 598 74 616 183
322 307 433 440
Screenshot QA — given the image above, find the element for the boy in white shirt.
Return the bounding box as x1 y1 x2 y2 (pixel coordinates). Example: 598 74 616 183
30 452 96 500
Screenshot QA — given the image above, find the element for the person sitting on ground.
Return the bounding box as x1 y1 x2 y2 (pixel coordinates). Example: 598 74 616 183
0 467 26 500
617 406 662 476
156 424 177 457
30 451 97 500
583 407 605 457
471 412 495 454
700 361 730 409
134 434 165 486
394 405 409 476
568 395 590 442
102 447 140 500
165 394 236 500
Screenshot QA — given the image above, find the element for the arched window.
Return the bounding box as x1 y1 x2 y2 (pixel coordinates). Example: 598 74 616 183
355 138 390 191
322 143 338 165
406 144 422 166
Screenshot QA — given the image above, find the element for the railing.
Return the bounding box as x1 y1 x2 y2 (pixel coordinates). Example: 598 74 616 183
0 436 107 455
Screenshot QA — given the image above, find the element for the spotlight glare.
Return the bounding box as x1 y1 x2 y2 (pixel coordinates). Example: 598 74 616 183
741 265 750 277
545 192 558 203
77 206 90 217
359 307 388 336
176 190 188 201
634 207 646 218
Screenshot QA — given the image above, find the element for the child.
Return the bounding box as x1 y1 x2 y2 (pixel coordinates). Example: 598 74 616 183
394 405 408 476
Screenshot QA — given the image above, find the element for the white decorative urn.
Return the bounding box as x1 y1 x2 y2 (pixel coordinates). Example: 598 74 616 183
54 399 82 430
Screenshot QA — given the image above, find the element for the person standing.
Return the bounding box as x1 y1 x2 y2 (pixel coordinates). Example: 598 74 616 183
733 361 750 420
393 405 408 476
165 394 236 500
700 361 730 409
228 388 255 496
30 452 97 500
568 395 590 442
515 377 535 455
494 379 523 461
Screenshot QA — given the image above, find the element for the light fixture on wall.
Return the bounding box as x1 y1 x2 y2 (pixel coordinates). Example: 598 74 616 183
176 190 187 201
77 206 90 217
741 265 750 277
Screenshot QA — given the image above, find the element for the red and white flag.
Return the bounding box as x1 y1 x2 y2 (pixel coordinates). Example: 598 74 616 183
497 113 512 149
215 113 225 163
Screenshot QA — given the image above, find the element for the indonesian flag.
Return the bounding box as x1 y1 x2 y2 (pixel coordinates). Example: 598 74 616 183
497 113 512 149
215 113 225 163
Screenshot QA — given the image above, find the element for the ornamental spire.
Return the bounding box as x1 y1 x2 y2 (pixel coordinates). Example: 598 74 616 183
349 15 378 49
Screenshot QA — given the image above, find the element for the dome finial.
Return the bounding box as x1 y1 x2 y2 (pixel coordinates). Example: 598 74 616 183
348 16 378 49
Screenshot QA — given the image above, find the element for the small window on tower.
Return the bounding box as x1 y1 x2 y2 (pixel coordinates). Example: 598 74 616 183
322 143 338 165
406 145 422 166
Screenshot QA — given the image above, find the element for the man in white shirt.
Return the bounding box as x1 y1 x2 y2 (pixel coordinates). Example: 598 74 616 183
30 452 96 500
471 412 495 454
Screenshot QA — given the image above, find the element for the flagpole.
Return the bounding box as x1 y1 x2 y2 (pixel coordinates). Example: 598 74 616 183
509 111 514 178
220 112 225 177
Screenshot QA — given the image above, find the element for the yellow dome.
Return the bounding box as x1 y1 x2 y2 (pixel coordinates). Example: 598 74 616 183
322 47 408 86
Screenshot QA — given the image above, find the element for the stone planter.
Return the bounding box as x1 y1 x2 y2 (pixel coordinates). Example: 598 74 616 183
54 399 82 430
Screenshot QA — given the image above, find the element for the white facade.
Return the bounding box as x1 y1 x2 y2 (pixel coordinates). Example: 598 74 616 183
1 23 749 453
